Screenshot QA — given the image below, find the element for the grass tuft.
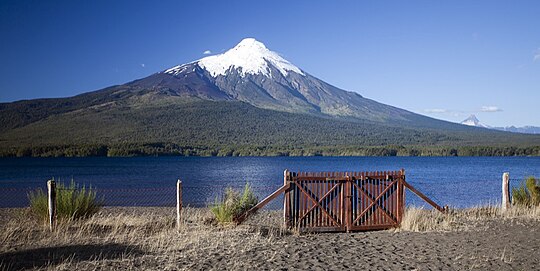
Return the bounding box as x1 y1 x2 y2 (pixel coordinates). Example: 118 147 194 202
210 183 258 224
27 179 103 223
512 176 540 206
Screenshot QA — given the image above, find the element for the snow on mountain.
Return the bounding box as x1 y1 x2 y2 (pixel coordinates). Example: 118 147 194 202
460 115 489 128
135 37 447 124
460 115 540 134
493 126 540 134
165 38 304 78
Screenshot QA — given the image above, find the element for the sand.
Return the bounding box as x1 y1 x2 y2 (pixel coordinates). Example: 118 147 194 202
0 207 538 270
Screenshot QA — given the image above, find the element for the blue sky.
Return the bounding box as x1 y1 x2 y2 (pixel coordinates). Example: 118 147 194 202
1 0 539 126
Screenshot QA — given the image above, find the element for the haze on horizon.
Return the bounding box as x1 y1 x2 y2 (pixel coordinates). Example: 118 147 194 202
1 0 539 127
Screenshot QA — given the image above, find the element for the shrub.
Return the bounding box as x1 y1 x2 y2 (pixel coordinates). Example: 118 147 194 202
211 183 258 224
512 184 529 206
28 179 103 223
526 177 540 205
512 176 540 206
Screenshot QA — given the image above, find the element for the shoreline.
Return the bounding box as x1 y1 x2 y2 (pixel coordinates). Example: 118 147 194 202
2 154 540 158
2 144 540 158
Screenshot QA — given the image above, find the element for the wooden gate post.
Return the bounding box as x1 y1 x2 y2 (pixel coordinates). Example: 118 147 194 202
283 170 290 228
47 180 56 232
177 179 182 230
502 172 510 211
396 170 402 224
345 175 352 232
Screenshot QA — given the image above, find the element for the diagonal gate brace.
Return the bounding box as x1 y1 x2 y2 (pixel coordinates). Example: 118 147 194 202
236 183 290 223
402 180 446 213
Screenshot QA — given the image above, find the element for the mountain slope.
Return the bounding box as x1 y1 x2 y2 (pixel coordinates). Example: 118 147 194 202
1 38 540 157
155 38 442 125
2 98 539 157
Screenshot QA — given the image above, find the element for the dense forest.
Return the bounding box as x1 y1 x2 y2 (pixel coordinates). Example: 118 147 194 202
2 143 540 157
1 99 540 157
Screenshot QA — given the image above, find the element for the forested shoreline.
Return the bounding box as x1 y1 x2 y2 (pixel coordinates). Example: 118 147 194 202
2 143 539 157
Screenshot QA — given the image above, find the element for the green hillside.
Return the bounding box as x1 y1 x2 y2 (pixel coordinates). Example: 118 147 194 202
1 97 539 157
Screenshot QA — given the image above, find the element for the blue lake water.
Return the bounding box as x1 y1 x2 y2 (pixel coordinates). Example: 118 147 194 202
1 156 539 209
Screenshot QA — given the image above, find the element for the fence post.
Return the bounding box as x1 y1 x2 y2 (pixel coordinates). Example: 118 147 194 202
283 169 289 228
177 179 182 230
47 180 56 232
502 172 510 211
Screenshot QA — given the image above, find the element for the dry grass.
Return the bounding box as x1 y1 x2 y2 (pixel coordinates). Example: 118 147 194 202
2 205 540 270
399 204 540 232
0 207 287 270
399 207 456 232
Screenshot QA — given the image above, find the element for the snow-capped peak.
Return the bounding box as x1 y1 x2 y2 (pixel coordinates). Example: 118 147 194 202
165 38 304 78
461 115 489 128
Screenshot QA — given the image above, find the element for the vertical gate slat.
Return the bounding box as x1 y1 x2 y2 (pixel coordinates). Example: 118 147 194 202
307 172 310 228
382 172 386 226
322 172 326 227
310 179 314 228
316 179 320 228
382 173 385 226
300 176 304 229
296 172 299 227
327 171 330 228
378 173 381 226
308 180 312 228
340 175 343 230
374 174 378 226
387 172 390 225
380 173 384 226
359 172 362 226
376 173 380 226
309 180 313 228
313 180 317 228
391 174 394 225
369 174 373 226
381 175 388 225
396 173 401 224
320 179 324 227
371 172 375 226
306 178 309 228
401 172 407 225
307 180 311 228
320 177 323 227
358 173 362 227
351 174 355 226
376 174 380 226
330 174 333 228
310 180 314 228
300 177 304 228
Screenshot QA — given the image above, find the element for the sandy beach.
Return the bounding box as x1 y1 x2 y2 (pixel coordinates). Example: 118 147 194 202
0 206 538 270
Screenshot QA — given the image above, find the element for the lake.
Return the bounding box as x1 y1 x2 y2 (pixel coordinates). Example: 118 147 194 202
1 156 539 209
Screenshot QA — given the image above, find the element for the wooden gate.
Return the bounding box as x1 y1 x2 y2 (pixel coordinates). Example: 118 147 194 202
284 170 406 232
239 168 444 232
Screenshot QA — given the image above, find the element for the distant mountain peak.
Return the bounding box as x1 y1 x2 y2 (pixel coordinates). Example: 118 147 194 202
147 38 420 121
461 114 489 128
457 115 540 134
463 114 479 123
232 37 268 51
165 38 303 78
